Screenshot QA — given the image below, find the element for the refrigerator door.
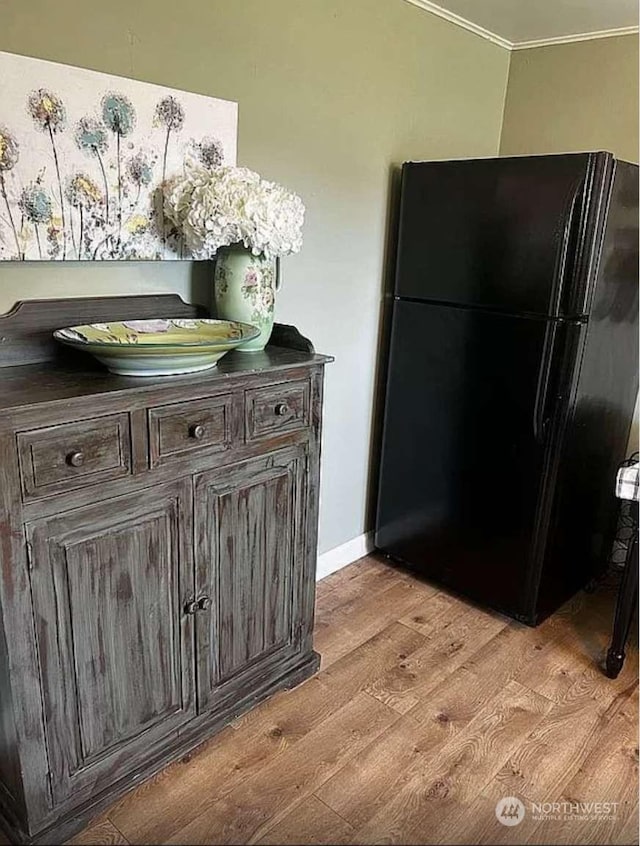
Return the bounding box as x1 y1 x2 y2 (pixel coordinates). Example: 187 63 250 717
395 154 597 317
531 160 639 621
375 298 575 621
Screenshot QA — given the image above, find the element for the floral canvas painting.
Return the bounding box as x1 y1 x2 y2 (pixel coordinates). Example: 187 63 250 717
0 50 237 260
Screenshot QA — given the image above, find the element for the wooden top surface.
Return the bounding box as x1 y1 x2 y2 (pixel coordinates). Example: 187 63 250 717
0 346 331 412
0 295 331 412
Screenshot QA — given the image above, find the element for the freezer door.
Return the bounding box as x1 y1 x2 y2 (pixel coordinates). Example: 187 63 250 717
375 299 570 621
395 154 596 316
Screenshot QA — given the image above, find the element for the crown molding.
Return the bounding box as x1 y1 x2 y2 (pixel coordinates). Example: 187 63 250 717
403 0 640 52
512 26 640 50
403 0 512 49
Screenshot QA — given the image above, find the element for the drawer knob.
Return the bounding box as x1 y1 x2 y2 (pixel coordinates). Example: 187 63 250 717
190 424 206 440
275 403 289 417
66 451 85 468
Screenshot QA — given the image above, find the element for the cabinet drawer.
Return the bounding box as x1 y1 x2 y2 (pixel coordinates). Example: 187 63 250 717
18 414 132 500
245 380 310 442
148 394 236 467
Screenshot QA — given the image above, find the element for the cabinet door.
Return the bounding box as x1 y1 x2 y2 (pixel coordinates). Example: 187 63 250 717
26 481 195 809
194 446 308 713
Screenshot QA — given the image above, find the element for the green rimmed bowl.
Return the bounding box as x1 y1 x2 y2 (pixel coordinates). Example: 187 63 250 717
53 318 260 377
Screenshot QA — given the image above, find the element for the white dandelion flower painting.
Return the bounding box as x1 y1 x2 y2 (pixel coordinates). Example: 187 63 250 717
0 50 237 260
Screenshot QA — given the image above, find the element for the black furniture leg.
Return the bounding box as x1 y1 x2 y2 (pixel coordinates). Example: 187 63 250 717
605 503 639 679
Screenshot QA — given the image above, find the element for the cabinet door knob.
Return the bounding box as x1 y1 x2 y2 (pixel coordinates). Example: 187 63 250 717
197 595 212 611
274 403 289 417
67 451 85 468
190 424 206 440
184 600 198 615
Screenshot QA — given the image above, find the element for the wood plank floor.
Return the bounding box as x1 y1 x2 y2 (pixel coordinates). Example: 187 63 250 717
32 555 640 844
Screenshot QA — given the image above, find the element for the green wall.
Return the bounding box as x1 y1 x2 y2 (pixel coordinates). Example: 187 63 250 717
0 0 510 553
501 35 639 163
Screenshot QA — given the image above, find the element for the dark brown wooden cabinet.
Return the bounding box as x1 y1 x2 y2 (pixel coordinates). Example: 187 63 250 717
0 296 331 845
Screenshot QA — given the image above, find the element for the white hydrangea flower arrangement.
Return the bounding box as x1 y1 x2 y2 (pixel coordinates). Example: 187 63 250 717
164 163 305 261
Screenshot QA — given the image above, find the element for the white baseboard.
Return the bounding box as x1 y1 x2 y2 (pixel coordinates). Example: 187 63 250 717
316 532 374 581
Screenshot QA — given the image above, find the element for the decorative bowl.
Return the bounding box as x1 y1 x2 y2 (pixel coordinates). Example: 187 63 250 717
53 318 260 377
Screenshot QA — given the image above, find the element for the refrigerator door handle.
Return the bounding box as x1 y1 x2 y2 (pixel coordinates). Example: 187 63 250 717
533 321 560 444
549 181 584 317
533 320 585 444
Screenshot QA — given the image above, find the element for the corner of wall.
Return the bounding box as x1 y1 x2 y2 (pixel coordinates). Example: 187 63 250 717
497 47 514 155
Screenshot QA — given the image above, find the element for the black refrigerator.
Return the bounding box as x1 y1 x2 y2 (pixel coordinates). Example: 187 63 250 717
375 152 639 625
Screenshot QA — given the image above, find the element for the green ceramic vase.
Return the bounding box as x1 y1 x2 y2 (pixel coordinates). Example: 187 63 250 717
213 245 279 352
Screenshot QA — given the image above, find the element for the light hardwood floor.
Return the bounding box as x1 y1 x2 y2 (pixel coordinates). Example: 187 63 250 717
14 555 640 845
